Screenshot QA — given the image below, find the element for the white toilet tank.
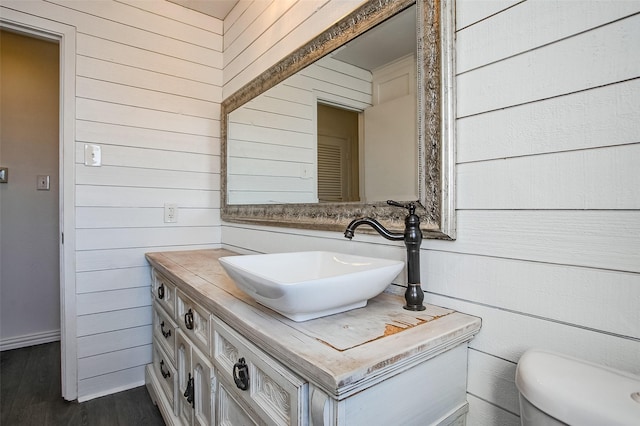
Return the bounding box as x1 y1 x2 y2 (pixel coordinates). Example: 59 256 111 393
515 349 640 426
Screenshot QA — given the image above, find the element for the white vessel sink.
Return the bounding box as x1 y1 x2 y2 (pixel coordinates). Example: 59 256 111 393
219 251 404 321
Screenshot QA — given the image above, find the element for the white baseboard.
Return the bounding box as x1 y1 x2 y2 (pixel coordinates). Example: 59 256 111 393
0 329 61 351
78 379 145 402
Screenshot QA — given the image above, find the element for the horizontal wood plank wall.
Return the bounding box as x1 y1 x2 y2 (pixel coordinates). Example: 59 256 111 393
1 0 223 400
227 57 372 204
222 1 640 425
451 2 640 423
223 0 365 98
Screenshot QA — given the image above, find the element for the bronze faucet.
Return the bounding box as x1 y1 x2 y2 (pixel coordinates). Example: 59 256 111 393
344 200 425 311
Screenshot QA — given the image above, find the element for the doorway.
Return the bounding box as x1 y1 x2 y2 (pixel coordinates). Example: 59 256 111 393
0 15 77 400
317 103 360 202
0 31 60 349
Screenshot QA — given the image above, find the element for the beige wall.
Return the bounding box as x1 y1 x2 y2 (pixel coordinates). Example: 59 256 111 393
0 30 60 347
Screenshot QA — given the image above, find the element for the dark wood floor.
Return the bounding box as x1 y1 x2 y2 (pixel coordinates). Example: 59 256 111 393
1 342 165 425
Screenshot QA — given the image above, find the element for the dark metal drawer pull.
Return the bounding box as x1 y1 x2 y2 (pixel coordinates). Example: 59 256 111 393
160 360 171 379
160 321 171 338
184 373 195 408
184 309 194 330
233 357 250 391
157 283 165 300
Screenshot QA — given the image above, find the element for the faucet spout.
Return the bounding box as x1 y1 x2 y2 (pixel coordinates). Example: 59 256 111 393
344 201 426 311
344 217 404 241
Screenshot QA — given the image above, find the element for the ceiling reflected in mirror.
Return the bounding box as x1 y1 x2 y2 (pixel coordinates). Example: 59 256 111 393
331 6 416 72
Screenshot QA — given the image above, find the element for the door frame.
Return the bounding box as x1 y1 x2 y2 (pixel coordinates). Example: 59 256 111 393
1 10 77 400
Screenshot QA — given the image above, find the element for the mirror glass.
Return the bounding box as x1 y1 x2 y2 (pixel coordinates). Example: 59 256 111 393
226 6 417 205
221 0 455 238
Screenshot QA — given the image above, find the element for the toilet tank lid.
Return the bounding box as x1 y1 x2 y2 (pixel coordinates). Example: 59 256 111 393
515 349 640 426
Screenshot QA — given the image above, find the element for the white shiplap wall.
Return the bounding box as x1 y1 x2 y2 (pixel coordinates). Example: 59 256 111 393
1 0 223 400
222 0 640 424
227 57 372 204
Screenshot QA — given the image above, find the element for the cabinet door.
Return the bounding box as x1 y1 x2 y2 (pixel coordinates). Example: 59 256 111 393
192 343 215 426
217 379 259 426
177 329 216 426
177 331 194 425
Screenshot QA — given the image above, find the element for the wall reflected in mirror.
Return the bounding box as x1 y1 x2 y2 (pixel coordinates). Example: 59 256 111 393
226 5 417 205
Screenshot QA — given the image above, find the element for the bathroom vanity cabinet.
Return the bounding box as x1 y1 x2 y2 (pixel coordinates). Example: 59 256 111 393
145 249 481 426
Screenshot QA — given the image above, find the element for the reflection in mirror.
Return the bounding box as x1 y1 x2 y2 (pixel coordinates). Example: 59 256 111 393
317 104 360 202
227 6 417 206
221 0 456 238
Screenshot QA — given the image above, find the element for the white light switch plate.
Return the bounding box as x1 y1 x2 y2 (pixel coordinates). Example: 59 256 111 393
84 144 101 166
37 175 50 190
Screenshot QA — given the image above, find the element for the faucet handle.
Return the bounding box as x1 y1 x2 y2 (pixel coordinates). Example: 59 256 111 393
387 200 416 215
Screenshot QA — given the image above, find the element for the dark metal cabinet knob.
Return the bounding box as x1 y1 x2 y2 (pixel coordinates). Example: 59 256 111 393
184 309 194 330
233 357 250 390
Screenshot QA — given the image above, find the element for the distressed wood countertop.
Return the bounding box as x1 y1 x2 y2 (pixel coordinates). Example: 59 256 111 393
146 249 481 399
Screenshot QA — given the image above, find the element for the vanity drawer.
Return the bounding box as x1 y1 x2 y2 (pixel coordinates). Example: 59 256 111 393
212 317 308 426
152 301 177 364
152 339 178 414
177 290 211 356
152 270 177 318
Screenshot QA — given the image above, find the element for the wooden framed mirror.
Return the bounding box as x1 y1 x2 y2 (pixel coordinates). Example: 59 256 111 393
221 0 456 239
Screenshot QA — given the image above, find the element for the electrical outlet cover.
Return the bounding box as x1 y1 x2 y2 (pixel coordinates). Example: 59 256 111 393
164 203 178 223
